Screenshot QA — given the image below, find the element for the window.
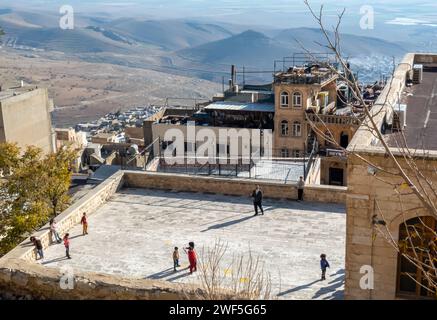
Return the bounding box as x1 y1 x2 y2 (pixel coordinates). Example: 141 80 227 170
292 150 301 158
281 148 289 158
397 216 437 298
292 121 302 137
281 120 289 136
340 132 349 149
293 92 302 108
280 92 289 108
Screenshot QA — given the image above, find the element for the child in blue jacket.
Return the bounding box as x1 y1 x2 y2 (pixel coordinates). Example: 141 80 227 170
320 254 330 280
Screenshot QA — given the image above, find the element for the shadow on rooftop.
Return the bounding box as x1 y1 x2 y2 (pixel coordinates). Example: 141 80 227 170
41 256 69 265
201 215 256 232
313 269 345 300
166 270 195 282
119 188 346 214
276 268 345 299
277 280 321 297
68 234 87 240
146 268 177 280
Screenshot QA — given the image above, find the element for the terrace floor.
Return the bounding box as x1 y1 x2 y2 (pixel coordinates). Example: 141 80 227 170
41 188 346 300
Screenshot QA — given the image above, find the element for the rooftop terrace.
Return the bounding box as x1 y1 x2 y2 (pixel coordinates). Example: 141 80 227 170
0 86 41 101
274 64 338 86
386 63 437 151
41 188 346 300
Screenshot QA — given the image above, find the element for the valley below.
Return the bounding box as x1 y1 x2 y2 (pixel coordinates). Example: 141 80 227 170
0 48 221 127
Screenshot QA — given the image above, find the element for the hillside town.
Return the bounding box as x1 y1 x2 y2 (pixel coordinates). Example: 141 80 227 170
1 1 437 307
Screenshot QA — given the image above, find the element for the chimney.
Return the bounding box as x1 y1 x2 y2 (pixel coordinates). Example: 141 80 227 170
231 65 237 92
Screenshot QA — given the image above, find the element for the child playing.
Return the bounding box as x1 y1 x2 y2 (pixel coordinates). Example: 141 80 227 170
320 254 330 280
173 247 181 272
30 236 44 260
64 233 71 259
184 242 197 274
80 212 88 235
50 218 62 243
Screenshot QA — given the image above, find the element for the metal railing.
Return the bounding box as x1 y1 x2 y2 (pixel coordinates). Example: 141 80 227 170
122 138 160 170
306 113 362 126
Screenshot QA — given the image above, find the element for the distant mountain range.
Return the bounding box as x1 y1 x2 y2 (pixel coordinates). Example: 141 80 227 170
178 28 406 69
104 19 235 50
0 8 409 82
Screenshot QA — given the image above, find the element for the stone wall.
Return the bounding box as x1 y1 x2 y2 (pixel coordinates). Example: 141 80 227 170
2 171 125 263
345 153 437 300
306 157 321 185
123 171 346 204
0 88 54 154
0 258 197 300
320 156 348 186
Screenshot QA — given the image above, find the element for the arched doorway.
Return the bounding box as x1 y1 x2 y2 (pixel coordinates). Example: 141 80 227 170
340 132 349 149
397 216 437 298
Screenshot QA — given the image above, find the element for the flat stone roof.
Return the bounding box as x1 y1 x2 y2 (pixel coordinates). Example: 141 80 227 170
387 64 437 150
0 86 41 101
41 188 345 300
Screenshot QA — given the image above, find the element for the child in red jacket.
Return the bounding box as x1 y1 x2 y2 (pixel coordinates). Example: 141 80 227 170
184 242 197 274
64 233 71 259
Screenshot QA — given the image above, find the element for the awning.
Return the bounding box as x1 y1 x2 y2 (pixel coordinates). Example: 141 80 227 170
204 101 275 113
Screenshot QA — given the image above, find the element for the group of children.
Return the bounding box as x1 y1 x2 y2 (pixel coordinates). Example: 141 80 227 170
31 212 89 261
172 244 331 281
32 213 331 282
172 242 197 274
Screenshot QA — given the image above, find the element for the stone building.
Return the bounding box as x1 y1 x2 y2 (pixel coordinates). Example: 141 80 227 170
345 53 437 299
55 128 88 172
0 86 55 154
272 64 363 186
142 62 377 186
272 64 339 158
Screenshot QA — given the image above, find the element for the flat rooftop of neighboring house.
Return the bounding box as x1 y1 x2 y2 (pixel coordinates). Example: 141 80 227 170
92 132 116 139
386 62 437 151
204 101 275 113
0 85 41 101
274 63 337 85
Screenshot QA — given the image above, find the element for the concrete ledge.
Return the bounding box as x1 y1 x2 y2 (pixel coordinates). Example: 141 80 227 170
0 258 198 300
2 171 125 262
123 171 347 204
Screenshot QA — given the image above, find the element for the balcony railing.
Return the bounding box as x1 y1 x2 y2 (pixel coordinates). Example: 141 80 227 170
306 113 362 126
274 73 337 86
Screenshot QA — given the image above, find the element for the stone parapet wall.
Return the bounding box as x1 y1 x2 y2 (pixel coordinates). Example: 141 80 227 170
0 258 196 300
123 171 346 204
2 171 125 263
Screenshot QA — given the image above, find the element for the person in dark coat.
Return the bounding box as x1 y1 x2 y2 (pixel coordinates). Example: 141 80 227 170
251 185 264 216
297 176 305 201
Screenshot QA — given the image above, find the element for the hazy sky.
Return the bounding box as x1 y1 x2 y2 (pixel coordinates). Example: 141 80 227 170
4 0 437 34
